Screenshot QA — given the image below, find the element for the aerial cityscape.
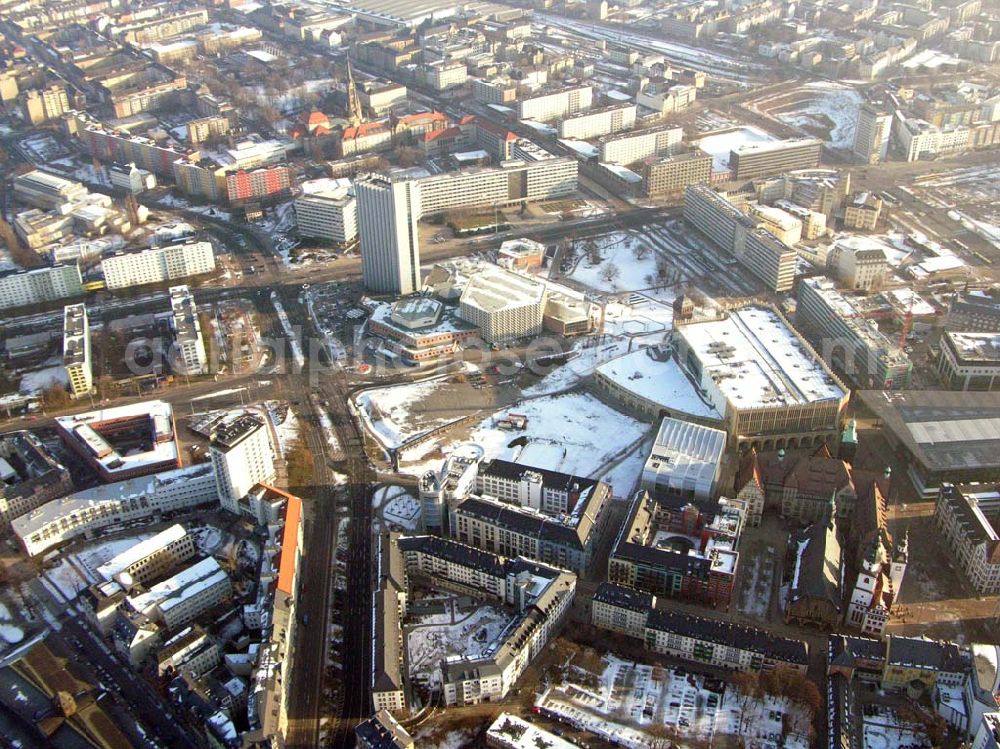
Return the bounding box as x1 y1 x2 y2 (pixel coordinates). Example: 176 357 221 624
0 0 998 747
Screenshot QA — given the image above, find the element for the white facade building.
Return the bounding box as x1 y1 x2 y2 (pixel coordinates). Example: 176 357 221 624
0 264 83 310
13 465 218 557
126 556 232 630
210 414 277 515
599 125 683 165
558 104 636 140
641 417 726 503
458 266 547 343
356 174 422 296
63 304 92 398
516 85 593 122
294 178 358 244
101 242 216 289
168 285 208 376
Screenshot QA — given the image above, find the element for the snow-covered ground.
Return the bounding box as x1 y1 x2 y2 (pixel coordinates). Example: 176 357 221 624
19 364 68 394
861 707 931 749
693 126 776 171
538 656 811 749
355 377 455 450
521 295 676 398
0 600 24 645
408 603 511 685
771 82 863 150
381 488 422 531
568 231 662 293
401 392 649 479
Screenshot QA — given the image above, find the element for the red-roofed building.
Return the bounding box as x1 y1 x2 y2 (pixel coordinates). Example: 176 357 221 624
461 115 517 161
394 111 448 140
418 125 466 156
339 120 393 157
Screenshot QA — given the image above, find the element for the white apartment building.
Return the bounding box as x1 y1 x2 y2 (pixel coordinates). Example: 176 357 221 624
109 163 157 194
415 159 577 217
599 125 683 165
97 523 196 590
935 484 1000 595
895 116 971 161
558 104 636 140
742 228 797 293
357 174 422 296
0 264 83 311
640 418 726 503
684 187 795 292
168 285 209 376
63 304 92 399
458 266 547 343
826 243 887 290
516 85 593 122
126 556 232 630
748 203 802 245
210 414 277 515
426 60 468 90
293 178 358 245
101 242 216 290
853 104 893 164
12 170 88 210
472 77 517 105
13 465 218 557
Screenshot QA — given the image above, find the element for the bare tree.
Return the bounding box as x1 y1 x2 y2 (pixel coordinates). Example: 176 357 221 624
633 242 650 260
599 261 620 285
584 238 602 265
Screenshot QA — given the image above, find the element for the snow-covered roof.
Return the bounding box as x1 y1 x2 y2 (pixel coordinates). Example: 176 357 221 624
128 556 228 616
97 523 188 582
12 464 214 537
596 348 724 422
55 400 178 475
486 713 577 749
677 307 845 408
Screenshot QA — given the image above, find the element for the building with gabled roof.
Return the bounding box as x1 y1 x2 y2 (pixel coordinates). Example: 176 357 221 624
785 520 842 629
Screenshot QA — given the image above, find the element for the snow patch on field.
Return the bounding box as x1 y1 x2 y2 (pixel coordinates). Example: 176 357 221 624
569 231 662 293
19 365 68 394
773 82 863 150
693 126 775 171
408 604 511 686
401 392 649 478
355 378 453 450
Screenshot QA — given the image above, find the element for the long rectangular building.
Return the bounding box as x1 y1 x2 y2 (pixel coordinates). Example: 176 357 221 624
797 276 913 389
516 85 592 122
0 264 83 311
13 464 218 557
730 138 823 180
558 103 636 140
415 158 578 217
683 186 795 292
599 124 683 165
101 242 215 289
593 583 808 673
673 305 848 450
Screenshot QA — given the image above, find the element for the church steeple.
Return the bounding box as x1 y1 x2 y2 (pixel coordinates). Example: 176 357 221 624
345 58 363 128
